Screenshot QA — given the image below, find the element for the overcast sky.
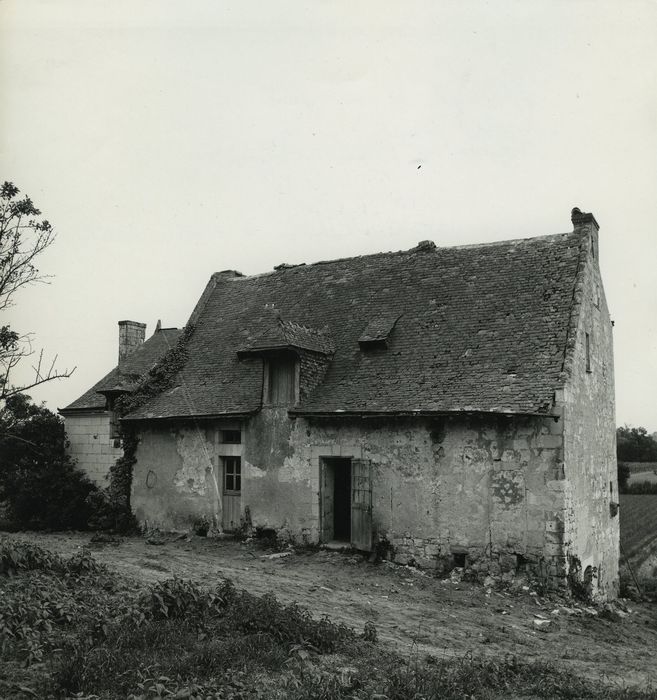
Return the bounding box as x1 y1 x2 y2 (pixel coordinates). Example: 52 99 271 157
1 0 656 429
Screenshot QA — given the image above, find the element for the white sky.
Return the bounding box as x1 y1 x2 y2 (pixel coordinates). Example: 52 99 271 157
1 0 656 429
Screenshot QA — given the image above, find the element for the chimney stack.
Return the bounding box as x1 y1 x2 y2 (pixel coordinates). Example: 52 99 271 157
118 320 146 363
571 207 599 234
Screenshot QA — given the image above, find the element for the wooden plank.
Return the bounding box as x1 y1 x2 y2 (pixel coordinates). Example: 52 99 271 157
320 460 334 542
222 493 241 531
351 458 372 551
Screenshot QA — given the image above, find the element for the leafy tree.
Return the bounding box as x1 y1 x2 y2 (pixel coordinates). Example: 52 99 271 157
616 425 657 463
0 393 98 529
0 181 74 402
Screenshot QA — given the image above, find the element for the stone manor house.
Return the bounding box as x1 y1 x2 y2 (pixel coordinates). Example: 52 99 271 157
60 208 619 597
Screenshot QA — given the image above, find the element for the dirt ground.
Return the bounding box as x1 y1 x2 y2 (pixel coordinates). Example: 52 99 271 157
8 531 657 690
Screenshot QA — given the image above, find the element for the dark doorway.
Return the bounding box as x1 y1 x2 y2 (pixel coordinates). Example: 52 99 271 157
333 459 351 541
320 457 352 543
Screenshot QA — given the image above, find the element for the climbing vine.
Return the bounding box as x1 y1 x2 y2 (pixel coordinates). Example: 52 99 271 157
88 325 196 531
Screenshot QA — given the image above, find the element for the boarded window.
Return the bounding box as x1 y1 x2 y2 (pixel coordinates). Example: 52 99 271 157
267 358 296 405
223 456 241 493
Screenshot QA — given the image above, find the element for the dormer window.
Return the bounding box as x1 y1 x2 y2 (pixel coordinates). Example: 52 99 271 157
237 316 334 407
265 354 297 405
358 313 402 351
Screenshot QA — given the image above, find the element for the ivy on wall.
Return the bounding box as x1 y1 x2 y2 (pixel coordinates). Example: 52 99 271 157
90 324 195 531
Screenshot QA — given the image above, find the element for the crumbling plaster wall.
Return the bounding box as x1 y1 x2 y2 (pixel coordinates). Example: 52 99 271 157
64 412 123 487
560 231 619 598
243 407 318 542
131 422 239 531
242 410 569 585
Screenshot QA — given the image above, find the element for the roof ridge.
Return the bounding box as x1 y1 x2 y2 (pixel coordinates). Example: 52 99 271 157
210 230 578 282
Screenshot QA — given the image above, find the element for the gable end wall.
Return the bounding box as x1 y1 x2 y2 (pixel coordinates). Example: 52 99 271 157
560 228 619 599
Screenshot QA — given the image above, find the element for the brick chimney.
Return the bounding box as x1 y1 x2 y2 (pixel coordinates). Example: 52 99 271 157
118 320 146 363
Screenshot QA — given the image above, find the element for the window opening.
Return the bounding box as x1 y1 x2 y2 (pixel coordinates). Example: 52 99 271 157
267 357 296 405
452 552 467 568
585 332 591 372
223 456 241 493
221 430 241 444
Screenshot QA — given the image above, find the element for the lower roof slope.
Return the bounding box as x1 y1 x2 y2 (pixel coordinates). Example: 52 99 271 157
126 229 586 420
60 328 182 412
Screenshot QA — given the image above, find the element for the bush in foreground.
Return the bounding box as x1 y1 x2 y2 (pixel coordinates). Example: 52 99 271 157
1 539 656 699
0 394 99 529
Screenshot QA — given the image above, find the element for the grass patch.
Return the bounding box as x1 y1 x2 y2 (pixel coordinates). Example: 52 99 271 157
1 537 656 699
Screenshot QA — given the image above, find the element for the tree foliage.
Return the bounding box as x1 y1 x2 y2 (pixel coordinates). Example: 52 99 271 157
616 425 657 494
0 181 74 401
0 393 99 529
616 425 657 463
617 461 630 493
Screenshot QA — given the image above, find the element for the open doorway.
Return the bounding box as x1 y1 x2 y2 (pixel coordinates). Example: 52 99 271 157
321 457 352 543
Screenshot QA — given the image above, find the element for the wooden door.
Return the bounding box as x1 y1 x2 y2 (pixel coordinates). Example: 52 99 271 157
222 456 241 531
351 458 372 551
320 460 335 542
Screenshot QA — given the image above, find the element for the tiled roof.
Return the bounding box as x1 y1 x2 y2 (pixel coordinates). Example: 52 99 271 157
125 230 587 419
60 328 182 412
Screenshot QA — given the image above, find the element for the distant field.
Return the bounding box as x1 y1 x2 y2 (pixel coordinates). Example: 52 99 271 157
620 494 657 558
628 470 657 485
625 462 657 474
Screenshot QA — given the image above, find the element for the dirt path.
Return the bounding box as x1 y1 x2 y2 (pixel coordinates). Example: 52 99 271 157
8 531 657 689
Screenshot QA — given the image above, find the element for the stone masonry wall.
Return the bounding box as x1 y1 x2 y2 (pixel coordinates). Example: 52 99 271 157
560 227 619 599
241 411 569 587
64 412 123 487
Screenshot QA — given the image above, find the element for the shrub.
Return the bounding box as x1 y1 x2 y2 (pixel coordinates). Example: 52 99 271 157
0 394 100 529
137 577 221 620
624 480 657 495
0 539 64 575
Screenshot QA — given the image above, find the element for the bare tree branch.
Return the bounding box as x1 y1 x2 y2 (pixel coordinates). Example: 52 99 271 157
0 181 74 400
